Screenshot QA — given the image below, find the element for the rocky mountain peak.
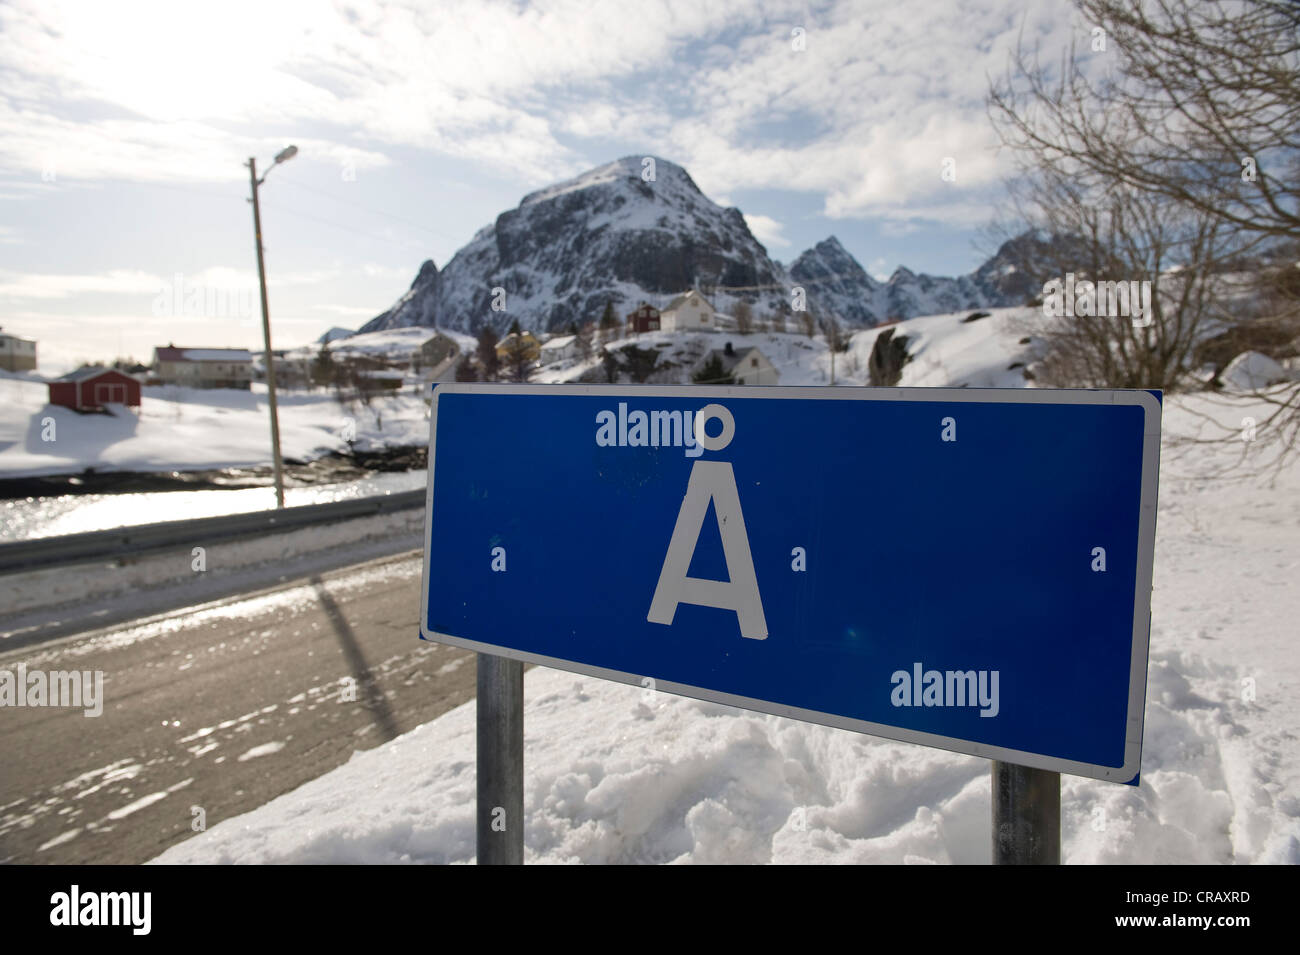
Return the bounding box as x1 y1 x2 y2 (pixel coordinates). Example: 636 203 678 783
357 157 1060 338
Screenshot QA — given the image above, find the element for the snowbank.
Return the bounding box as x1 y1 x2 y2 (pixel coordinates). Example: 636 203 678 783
1219 351 1294 392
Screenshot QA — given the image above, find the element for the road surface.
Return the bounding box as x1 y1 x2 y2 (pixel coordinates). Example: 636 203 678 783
0 549 472 865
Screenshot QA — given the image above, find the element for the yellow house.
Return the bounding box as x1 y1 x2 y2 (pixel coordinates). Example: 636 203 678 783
496 331 541 362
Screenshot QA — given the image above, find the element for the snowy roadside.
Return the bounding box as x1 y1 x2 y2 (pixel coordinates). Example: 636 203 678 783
0 508 423 651
152 391 1300 865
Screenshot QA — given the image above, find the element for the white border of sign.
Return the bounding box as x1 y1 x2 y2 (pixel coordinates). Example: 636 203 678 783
420 384 1161 784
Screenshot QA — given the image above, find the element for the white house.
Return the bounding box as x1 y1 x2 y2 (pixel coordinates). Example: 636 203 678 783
0 327 36 372
540 334 579 364
660 290 717 332
152 345 254 389
698 342 780 385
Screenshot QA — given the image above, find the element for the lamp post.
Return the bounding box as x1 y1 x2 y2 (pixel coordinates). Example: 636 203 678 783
246 145 297 509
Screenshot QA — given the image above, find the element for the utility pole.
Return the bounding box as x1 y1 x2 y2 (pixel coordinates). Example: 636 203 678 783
827 318 835 386
246 146 296 509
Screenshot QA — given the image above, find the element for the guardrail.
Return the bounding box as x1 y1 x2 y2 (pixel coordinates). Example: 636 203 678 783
0 489 426 575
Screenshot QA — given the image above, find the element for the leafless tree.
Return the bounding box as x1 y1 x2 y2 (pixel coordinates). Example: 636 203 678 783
502 320 533 382
988 0 1299 442
799 310 816 338
1002 166 1233 392
734 300 754 334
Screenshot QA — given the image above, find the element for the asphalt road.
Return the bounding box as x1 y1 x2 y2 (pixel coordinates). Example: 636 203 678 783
0 549 474 865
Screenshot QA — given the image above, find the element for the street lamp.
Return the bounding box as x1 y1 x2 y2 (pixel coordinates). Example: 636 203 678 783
246 145 297 508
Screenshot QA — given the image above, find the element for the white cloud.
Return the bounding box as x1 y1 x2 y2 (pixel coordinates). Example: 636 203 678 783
314 304 377 317
0 269 162 299
0 0 1081 226
0 266 341 301
743 213 790 248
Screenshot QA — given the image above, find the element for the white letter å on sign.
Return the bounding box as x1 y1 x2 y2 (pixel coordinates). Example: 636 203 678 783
647 460 767 640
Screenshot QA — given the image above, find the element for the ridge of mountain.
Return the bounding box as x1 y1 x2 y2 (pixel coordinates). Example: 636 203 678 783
358 156 1063 336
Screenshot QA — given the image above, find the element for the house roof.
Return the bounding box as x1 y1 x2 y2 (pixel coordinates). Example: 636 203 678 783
541 335 576 350
154 346 254 363
496 332 539 348
57 366 136 383
663 290 713 313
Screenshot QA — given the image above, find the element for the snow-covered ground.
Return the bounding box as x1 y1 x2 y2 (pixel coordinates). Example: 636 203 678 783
0 468 427 543
0 375 431 480
152 306 1300 864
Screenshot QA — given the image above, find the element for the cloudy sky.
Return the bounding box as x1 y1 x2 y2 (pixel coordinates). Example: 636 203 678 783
0 0 1087 372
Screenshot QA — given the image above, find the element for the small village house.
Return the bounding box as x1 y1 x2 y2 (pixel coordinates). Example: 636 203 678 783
697 341 780 385
356 368 405 394
48 367 142 411
626 303 661 335
495 331 541 363
540 334 579 364
152 345 254 389
659 290 716 332
0 327 37 372
267 350 314 390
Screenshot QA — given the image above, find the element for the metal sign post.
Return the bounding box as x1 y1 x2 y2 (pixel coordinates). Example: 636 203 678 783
992 760 1060 864
476 652 523 865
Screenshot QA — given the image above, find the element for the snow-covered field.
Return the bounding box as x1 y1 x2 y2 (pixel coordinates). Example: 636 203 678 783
0 375 431 480
152 307 1300 865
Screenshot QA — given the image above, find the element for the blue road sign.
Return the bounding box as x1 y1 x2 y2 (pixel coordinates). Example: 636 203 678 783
420 384 1160 784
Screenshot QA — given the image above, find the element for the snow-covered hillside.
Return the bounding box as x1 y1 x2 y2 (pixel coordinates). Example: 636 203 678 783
845 307 1038 388
280 326 474 365
535 305 1039 389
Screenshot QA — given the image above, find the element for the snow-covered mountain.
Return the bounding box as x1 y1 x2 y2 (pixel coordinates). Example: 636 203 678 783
786 231 1087 326
359 156 1062 337
363 157 790 336
315 326 355 344
787 237 881 326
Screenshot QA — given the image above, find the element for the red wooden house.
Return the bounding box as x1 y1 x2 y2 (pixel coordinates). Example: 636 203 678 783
625 303 661 334
48 367 142 411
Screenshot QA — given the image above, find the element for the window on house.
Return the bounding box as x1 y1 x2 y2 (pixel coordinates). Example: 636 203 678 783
751 358 758 367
